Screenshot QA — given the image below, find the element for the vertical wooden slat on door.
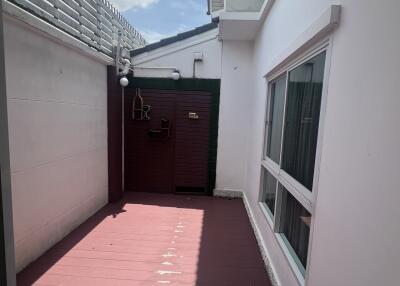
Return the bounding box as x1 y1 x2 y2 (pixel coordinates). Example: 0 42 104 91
124 89 176 193
123 88 212 194
174 91 211 192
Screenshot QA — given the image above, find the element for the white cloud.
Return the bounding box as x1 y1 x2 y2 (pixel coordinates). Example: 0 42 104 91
139 30 172 43
108 0 159 12
170 0 203 12
177 24 189 33
139 25 189 43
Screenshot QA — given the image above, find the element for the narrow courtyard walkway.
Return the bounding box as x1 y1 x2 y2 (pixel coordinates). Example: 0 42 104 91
17 193 271 285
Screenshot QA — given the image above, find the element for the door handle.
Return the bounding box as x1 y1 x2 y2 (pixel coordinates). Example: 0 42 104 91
147 118 171 140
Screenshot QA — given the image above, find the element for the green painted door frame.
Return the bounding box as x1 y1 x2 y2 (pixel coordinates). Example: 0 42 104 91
127 77 220 195
0 6 17 286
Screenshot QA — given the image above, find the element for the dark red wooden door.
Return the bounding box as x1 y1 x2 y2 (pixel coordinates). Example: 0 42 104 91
174 92 211 193
124 88 211 194
125 89 176 193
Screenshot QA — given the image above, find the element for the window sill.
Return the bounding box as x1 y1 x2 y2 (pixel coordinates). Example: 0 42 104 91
258 202 274 229
275 233 306 286
258 202 306 286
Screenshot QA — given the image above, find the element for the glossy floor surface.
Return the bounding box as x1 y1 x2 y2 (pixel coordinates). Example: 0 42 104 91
17 192 271 285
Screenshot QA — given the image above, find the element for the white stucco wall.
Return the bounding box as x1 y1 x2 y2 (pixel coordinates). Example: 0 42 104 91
307 1 400 285
216 40 253 192
4 17 108 272
131 29 221 79
219 0 400 286
247 1 335 285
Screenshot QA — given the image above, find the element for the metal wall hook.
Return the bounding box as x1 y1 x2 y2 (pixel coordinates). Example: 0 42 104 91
132 88 151 120
147 118 171 141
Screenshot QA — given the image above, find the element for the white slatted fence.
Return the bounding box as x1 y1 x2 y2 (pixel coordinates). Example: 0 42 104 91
5 0 146 56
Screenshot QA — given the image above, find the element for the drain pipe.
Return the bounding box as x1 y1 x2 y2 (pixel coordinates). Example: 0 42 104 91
115 30 129 194
192 52 203 78
118 63 131 194
119 76 129 193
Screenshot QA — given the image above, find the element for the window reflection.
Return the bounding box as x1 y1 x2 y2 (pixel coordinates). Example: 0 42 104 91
282 52 326 190
279 184 311 272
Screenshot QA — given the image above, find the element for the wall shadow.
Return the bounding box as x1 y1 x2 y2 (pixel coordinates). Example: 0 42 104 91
16 200 127 286
17 192 271 286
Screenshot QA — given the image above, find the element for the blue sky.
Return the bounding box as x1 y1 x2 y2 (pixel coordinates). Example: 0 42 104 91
108 0 211 43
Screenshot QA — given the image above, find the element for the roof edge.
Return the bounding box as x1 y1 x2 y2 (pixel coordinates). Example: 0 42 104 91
130 22 218 57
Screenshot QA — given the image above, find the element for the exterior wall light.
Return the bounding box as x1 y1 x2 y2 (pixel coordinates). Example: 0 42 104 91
171 71 180 80
120 76 129 87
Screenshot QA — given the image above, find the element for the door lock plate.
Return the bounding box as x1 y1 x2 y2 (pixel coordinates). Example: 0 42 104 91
188 112 199 120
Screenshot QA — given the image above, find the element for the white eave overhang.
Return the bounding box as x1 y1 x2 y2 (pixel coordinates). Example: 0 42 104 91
218 0 275 40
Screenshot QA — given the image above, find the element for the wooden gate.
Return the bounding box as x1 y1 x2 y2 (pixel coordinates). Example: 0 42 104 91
107 75 220 199
124 88 212 194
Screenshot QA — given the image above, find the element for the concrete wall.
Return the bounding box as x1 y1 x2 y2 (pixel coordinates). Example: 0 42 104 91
4 16 108 271
216 40 253 193
307 1 400 285
220 0 400 285
131 29 221 79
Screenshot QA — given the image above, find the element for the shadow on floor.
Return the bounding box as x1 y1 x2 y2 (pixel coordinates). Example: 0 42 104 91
17 192 271 286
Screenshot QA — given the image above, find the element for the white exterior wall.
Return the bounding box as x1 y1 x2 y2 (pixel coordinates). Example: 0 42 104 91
132 29 221 79
4 17 108 271
247 1 334 285
218 0 400 286
216 40 253 192
307 1 400 285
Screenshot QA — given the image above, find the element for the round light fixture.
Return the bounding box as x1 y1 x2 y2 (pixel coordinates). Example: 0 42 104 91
171 71 180 80
120 76 129 87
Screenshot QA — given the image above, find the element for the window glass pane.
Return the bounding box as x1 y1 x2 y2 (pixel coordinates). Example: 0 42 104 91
262 168 277 215
282 52 326 190
279 185 311 273
266 76 286 164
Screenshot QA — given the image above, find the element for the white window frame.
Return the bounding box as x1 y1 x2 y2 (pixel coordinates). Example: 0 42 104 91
259 36 333 285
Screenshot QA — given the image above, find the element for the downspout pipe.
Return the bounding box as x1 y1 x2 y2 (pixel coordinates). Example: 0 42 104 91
115 31 122 75
114 30 129 194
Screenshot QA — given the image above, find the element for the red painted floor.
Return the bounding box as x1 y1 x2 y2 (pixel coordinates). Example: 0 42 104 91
17 192 271 286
